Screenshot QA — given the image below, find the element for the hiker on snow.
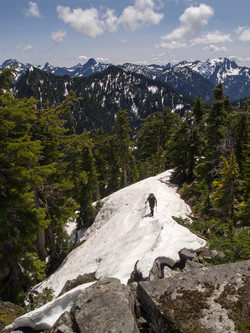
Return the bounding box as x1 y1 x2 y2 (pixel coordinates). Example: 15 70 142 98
145 193 157 216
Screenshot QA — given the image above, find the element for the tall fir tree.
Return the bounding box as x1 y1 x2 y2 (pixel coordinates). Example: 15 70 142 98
0 79 48 301
113 110 134 187
212 150 243 220
205 82 229 179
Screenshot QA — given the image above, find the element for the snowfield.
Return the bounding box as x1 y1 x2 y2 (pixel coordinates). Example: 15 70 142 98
9 169 206 330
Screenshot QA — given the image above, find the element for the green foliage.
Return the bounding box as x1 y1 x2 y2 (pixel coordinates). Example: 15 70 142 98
137 109 179 178
212 150 243 219
0 69 249 306
204 82 229 179
208 219 250 264
0 72 78 303
22 253 46 283
168 95 206 183
25 287 55 312
113 109 134 187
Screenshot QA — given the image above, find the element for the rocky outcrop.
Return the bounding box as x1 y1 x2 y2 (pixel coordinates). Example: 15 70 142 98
137 260 250 333
5 260 250 333
51 278 139 333
0 302 25 331
58 273 96 297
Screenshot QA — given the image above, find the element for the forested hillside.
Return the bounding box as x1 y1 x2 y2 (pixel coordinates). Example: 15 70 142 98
0 67 249 306
14 66 192 134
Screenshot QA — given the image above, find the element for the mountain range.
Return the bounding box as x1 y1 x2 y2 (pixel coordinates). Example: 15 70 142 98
13 65 192 134
1 57 250 102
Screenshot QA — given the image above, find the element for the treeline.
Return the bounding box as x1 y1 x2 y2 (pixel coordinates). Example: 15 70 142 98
0 68 249 304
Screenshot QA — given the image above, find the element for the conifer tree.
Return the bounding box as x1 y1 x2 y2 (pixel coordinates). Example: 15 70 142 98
205 82 228 178
168 94 205 183
91 130 120 197
137 109 179 178
0 86 48 301
31 93 78 267
77 139 99 229
65 131 99 229
113 110 133 187
212 150 243 219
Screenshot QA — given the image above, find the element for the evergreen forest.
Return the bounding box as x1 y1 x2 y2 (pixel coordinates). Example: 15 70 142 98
0 68 249 305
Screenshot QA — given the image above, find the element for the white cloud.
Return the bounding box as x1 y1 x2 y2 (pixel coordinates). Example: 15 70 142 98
78 55 88 61
57 6 104 38
22 44 33 52
203 44 228 53
51 30 67 43
161 4 214 41
191 30 232 45
97 57 110 63
235 26 246 35
102 9 119 33
228 56 250 63
57 0 164 38
238 27 250 41
119 0 164 32
156 40 187 49
24 1 41 18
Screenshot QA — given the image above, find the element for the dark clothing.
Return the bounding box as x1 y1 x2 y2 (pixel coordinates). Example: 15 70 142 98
146 195 157 216
147 195 156 209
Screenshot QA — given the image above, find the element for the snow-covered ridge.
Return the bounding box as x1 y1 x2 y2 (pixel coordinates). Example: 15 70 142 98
8 169 206 331
34 169 205 297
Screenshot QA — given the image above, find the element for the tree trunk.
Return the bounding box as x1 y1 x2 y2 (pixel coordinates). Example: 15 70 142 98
37 232 48 260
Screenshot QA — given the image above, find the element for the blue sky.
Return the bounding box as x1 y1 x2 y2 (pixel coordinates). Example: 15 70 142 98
1 0 250 67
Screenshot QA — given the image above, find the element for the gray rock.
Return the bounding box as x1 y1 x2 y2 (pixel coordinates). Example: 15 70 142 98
182 259 203 272
50 311 74 333
58 273 96 296
162 266 179 279
200 249 225 262
179 248 199 265
72 278 139 333
137 260 250 333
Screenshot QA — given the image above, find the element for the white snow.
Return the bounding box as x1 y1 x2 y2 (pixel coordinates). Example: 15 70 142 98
148 85 158 94
9 169 206 330
8 283 95 331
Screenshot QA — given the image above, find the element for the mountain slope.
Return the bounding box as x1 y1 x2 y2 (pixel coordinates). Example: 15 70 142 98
15 66 191 133
1 57 249 102
121 62 214 103
175 58 250 100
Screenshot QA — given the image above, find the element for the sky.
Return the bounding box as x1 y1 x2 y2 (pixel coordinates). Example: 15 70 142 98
9 169 205 330
1 0 250 68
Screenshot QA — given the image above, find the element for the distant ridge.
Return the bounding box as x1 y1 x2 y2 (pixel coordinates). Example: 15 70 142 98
1 57 250 101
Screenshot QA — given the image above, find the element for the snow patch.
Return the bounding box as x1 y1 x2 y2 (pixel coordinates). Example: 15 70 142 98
9 170 206 330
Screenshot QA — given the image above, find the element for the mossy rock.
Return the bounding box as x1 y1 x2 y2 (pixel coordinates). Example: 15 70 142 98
0 302 25 330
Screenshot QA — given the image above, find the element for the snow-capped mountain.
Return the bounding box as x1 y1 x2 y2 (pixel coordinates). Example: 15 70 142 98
0 59 33 81
0 58 110 81
1 57 249 101
10 170 206 330
121 62 214 102
174 58 250 101
41 58 111 77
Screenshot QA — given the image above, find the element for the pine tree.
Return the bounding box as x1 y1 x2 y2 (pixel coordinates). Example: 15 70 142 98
212 150 243 219
168 94 206 183
91 130 120 197
77 138 99 229
137 109 179 178
205 82 228 178
113 110 133 187
0 89 48 301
